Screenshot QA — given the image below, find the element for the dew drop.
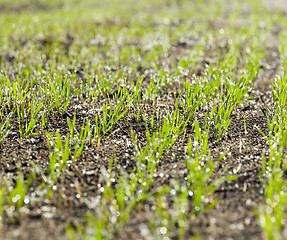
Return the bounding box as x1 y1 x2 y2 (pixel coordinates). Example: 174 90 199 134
160 227 167 235
195 206 200 212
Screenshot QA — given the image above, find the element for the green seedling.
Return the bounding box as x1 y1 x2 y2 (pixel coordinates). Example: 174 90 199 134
4 169 34 223
257 65 287 239
0 111 13 147
0 186 6 230
150 118 235 239
16 99 44 139
257 130 287 240
178 78 203 118
43 132 71 196
66 157 168 239
93 88 128 141
257 143 287 240
185 119 230 212
42 124 89 197
212 76 250 142
144 70 173 101
131 116 179 190
166 98 192 136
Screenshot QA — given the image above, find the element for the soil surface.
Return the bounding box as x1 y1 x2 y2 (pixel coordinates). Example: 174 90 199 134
0 1 285 240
